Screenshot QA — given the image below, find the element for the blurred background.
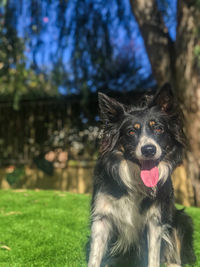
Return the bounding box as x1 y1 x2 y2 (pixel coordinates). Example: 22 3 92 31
0 0 199 207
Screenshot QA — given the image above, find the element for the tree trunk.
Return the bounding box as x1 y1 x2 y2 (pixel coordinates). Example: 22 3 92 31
175 0 200 206
130 0 174 86
130 0 200 206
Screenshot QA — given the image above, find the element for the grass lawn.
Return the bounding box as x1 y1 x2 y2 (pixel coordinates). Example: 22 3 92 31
0 190 199 267
0 190 90 267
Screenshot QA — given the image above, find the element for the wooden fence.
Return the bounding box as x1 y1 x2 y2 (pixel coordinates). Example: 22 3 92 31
0 160 194 207
0 95 99 166
0 160 95 193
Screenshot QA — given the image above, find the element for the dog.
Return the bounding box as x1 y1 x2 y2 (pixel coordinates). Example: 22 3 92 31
88 84 196 267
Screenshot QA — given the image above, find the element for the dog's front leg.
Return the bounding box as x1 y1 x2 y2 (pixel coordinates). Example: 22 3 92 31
88 218 110 267
147 212 162 267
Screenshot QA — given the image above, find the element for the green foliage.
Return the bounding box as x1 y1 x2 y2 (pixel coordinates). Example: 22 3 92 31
0 0 6 8
6 166 25 185
0 190 200 266
194 44 200 68
0 5 58 109
196 0 200 9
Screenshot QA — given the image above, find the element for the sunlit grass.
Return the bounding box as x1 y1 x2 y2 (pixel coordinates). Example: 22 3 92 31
0 190 199 266
185 205 200 267
0 190 90 267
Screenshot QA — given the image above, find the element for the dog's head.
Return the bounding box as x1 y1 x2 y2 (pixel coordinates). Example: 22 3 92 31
98 84 186 188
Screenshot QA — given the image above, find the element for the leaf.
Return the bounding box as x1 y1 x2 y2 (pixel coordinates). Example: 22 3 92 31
4 211 22 216
13 189 27 193
0 245 11 251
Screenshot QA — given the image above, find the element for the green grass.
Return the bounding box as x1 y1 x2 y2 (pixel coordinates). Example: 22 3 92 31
185 205 200 267
0 190 90 267
0 190 199 267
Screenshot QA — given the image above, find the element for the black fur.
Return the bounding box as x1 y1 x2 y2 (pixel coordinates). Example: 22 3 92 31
88 84 196 267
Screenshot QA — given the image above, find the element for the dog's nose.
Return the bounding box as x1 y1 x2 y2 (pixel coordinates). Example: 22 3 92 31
141 145 156 158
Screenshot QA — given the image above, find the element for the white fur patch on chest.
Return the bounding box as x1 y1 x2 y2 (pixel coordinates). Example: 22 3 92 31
93 192 144 254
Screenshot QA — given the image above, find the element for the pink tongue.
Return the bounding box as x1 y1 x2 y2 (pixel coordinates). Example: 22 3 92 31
140 161 159 187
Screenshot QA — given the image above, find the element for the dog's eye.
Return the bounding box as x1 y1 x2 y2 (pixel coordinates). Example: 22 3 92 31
154 126 164 134
128 130 135 136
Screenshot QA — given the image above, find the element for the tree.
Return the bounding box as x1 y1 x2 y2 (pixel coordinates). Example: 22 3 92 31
130 0 200 206
0 0 154 101
0 1 60 109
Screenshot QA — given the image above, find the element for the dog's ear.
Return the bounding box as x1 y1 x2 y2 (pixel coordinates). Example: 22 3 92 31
149 83 174 113
98 93 125 122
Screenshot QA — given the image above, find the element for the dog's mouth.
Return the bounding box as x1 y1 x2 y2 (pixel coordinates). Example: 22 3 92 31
140 160 159 188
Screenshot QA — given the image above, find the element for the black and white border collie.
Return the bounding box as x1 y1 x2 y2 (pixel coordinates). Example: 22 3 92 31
88 84 195 267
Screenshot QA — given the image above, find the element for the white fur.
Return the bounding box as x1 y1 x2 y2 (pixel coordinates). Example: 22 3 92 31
88 219 111 267
92 191 143 255
135 135 162 160
158 161 172 183
166 265 181 267
118 159 140 189
147 205 162 267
